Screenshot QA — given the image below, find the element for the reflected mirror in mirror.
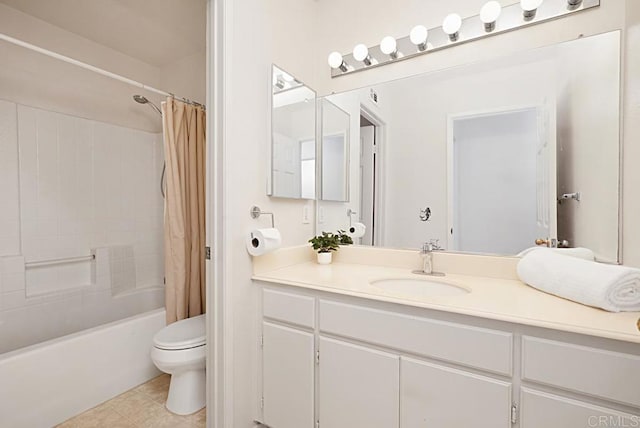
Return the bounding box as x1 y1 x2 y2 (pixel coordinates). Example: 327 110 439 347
320 98 350 202
318 31 620 261
269 65 317 199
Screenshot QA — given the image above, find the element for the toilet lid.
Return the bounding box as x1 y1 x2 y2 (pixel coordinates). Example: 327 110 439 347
153 314 206 350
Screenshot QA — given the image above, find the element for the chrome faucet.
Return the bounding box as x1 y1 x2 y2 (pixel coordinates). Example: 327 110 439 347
413 239 445 276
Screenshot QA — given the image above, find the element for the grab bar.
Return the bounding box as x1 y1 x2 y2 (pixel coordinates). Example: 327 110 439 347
25 254 95 269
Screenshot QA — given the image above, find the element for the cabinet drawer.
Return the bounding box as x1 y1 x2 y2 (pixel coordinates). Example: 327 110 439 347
263 289 315 328
319 300 512 375
522 336 640 407
520 388 640 428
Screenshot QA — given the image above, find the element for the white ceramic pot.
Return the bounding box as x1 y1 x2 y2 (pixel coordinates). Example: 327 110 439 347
317 252 333 265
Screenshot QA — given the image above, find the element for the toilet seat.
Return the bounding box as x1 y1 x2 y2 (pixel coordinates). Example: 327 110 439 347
153 314 206 350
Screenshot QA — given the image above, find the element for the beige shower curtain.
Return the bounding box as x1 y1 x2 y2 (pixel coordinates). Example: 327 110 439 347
162 98 206 324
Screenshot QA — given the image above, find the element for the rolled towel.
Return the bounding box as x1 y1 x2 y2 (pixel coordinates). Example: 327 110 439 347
517 246 595 261
517 249 640 312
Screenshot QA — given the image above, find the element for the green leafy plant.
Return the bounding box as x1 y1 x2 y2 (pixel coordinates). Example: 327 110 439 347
309 230 353 253
337 230 353 246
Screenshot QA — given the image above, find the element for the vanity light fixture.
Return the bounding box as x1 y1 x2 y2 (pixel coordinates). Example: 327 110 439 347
409 25 429 51
272 73 285 90
480 1 502 32
353 44 373 66
326 0 599 78
328 51 349 72
380 36 399 59
442 13 462 42
521 0 544 20
281 71 295 82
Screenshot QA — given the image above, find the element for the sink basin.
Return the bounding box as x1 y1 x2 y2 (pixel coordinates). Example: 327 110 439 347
370 278 469 298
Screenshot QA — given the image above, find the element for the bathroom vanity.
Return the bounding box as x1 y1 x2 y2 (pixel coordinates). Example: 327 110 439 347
252 246 640 428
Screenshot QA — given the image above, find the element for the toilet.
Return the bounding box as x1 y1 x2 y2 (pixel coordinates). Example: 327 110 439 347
151 314 206 415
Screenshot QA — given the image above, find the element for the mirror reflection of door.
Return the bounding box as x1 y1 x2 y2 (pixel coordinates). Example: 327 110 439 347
448 107 557 255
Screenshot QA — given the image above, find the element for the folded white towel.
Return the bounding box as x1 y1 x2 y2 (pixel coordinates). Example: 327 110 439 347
517 246 595 261
517 249 640 312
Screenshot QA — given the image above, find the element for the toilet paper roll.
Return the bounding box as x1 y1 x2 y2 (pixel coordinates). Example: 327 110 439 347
347 222 366 239
246 228 282 256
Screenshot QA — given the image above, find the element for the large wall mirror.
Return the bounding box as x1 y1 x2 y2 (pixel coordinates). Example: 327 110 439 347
269 65 317 199
317 31 621 262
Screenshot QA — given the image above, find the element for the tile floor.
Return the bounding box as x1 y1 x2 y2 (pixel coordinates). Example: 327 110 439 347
56 374 206 428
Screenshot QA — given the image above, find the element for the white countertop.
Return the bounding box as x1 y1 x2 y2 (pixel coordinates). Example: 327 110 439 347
253 260 640 344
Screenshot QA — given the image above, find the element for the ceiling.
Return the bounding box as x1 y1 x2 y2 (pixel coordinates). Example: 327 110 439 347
0 0 206 66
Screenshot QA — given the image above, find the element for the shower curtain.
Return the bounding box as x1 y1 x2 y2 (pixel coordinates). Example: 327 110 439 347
162 98 206 324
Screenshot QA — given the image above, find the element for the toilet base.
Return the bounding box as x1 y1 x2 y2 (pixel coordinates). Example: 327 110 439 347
166 368 206 415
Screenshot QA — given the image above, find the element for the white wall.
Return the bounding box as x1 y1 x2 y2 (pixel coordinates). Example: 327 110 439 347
0 3 166 133
160 51 207 105
216 0 319 425
555 32 620 261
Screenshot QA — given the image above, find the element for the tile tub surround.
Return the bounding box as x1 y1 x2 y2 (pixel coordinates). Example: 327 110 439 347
252 245 640 343
0 99 166 353
57 375 206 428
0 100 165 296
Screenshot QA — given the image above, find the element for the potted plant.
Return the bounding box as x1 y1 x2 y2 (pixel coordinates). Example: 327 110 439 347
308 230 353 264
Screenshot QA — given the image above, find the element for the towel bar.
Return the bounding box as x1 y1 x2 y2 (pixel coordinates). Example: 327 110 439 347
25 254 95 269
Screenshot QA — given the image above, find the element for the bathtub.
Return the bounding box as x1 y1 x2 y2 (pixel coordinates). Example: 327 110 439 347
0 308 166 428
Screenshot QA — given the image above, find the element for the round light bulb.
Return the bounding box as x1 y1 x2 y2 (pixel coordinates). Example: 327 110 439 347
409 25 428 46
442 13 462 35
480 1 502 23
328 51 344 69
521 0 543 11
353 44 369 62
380 36 397 56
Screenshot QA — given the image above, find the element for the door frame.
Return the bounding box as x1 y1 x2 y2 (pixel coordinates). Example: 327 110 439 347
359 104 386 246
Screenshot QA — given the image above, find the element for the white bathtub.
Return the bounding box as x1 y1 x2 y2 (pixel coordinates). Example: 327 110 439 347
0 308 166 428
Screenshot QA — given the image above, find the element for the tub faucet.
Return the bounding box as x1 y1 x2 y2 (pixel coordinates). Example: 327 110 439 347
413 239 445 276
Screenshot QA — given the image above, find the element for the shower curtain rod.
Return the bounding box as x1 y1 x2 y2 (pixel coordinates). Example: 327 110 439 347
0 33 205 110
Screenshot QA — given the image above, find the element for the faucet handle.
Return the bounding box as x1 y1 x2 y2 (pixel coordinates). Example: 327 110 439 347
429 239 442 250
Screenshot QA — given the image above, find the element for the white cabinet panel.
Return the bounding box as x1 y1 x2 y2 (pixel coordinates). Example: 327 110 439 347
319 336 399 428
320 300 512 375
521 388 640 428
401 357 512 428
263 322 315 428
263 288 315 328
522 336 640 407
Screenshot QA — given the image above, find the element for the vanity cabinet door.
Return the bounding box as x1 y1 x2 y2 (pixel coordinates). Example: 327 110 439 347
319 336 400 428
520 388 640 428
262 322 315 428
401 357 512 428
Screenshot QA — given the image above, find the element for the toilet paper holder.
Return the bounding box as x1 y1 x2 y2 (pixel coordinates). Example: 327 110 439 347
347 208 357 227
250 206 275 227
